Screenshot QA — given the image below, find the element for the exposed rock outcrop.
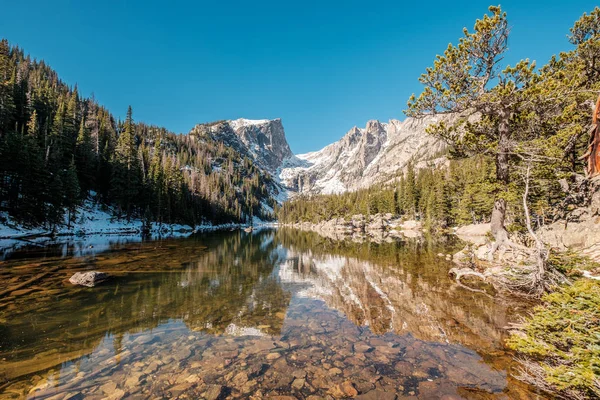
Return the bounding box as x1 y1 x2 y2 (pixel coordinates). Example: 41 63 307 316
189 115 454 200
190 118 293 175
455 223 491 246
282 214 422 242
279 115 451 195
538 178 600 262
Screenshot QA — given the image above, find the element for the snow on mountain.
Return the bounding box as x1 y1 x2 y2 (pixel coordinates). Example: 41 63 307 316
190 118 293 175
278 115 449 195
190 114 449 199
229 118 271 130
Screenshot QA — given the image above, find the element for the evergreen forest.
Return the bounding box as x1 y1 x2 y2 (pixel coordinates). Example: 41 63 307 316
0 39 277 229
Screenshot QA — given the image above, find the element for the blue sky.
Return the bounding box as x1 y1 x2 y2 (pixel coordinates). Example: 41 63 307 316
1 1 597 153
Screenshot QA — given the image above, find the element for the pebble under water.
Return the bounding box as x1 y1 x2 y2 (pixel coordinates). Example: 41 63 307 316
0 229 544 399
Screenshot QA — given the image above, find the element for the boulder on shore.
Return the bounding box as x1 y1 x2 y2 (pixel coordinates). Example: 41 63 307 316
455 223 491 246
69 271 110 287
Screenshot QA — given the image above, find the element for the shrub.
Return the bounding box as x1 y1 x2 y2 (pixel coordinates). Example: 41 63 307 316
507 279 600 399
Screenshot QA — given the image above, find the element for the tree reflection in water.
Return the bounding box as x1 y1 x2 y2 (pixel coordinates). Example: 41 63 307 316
0 229 541 399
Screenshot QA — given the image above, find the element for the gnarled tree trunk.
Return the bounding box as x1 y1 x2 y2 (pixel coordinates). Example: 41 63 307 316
583 94 600 177
491 107 511 248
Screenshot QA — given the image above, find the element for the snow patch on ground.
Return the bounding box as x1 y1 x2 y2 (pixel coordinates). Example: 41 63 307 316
0 194 254 256
582 270 600 281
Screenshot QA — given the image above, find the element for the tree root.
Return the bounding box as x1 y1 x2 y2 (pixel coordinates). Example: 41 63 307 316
449 267 488 281
450 252 569 298
448 267 495 296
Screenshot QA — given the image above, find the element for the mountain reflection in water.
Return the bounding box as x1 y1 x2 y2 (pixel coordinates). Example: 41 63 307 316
0 229 542 399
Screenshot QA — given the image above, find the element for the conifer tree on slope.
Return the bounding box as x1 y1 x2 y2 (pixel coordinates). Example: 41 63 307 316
0 39 15 135
407 6 600 251
112 106 141 219
75 116 96 192
406 6 547 250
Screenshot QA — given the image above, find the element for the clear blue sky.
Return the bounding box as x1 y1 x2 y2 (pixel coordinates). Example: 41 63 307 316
1 1 597 153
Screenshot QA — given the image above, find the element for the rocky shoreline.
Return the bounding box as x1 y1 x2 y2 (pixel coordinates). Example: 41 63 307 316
282 214 600 286
281 214 424 243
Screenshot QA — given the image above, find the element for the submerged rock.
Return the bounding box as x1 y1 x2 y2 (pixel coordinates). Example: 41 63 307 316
203 384 224 400
69 271 110 287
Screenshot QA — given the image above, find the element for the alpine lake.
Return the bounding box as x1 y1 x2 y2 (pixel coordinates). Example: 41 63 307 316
0 229 546 399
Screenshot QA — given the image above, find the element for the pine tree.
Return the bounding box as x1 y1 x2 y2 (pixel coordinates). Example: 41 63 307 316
406 6 533 246
27 109 39 137
20 111 47 224
0 39 15 135
111 106 141 219
64 87 78 147
402 163 417 218
49 100 66 166
62 157 81 228
75 117 95 193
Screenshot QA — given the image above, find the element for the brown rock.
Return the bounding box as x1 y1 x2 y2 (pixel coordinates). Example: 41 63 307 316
170 382 193 397
124 372 142 388
100 382 117 394
355 391 397 400
173 347 192 361
107 389 126 400
204 384 224 400
232 372 249 386
144 361 159 375
354 343 373 353
330 381 358 398
292 378 305 390
394 361 413 375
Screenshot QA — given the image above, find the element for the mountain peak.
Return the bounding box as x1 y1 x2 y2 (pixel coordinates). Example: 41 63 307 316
279 115 447 195
190 117 292 174
229 118 279 130
365 120 384 131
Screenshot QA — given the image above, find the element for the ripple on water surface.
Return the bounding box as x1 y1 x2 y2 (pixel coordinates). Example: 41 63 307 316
0 229 542 399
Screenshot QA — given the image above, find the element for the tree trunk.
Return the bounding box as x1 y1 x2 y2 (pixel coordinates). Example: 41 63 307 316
583 94 600 177
491 107 511 246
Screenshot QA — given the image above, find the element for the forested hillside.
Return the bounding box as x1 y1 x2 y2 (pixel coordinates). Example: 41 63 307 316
0 39 277 229
277 155 566 231
277 157 493 229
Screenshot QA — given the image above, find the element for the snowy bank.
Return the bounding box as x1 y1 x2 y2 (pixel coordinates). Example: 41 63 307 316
0 197 271 257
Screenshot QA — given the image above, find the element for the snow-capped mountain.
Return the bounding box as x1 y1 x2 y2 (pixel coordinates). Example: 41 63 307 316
278 115 448 195
189 114 449 198
190 118 293 175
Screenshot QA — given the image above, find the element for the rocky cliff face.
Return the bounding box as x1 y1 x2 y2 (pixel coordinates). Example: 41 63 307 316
538 179 600 263
278 115 448 195
190 114 448 198
190 118 293 175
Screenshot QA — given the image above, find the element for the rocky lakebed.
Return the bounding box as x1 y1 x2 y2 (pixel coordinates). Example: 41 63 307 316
0 229 543 399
